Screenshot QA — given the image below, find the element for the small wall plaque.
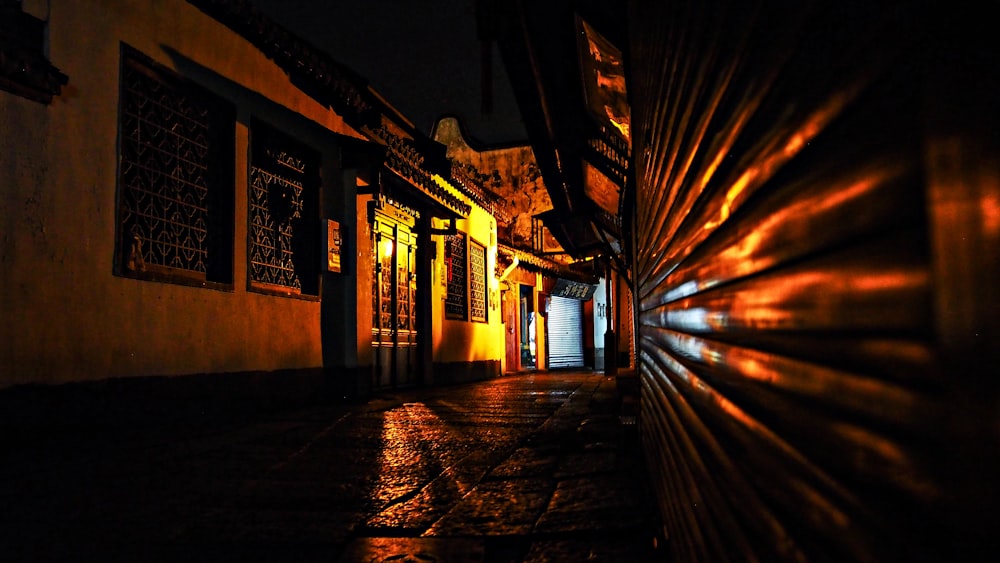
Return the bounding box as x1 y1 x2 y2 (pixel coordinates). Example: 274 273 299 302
327 220 342 273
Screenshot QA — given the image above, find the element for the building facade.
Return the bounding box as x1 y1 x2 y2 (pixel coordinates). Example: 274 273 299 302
1 0 369 396
433 116 607 375
0 0 518 411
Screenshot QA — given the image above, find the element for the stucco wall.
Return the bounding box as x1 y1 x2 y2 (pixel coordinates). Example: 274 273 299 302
0 0 362 388
430 205 503 369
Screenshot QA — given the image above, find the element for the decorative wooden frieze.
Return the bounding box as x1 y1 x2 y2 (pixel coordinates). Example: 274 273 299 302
448 160 509 222
370 124 473 216
186 0 375 126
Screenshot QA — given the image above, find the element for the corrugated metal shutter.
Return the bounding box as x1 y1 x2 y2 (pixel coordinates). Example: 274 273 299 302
625 2 998 562
547 295 584 368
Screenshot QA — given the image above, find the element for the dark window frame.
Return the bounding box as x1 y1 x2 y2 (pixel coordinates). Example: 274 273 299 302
113 44 235 290
444 231 468 320
469 238 488 323
247 116 321 299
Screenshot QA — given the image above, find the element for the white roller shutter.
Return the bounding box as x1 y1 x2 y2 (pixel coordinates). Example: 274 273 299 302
547 295 584 368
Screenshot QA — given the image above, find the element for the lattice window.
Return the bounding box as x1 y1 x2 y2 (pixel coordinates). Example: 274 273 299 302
397 245 411 331
445 232 467 319
248 118 320 296
116 46 234 286
469 239 487 323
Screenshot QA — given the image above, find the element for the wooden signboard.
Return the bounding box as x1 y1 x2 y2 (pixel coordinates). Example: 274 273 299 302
327 219 342 273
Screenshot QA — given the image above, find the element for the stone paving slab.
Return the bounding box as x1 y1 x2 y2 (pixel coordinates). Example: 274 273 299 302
534 474 649 534
424 477 554 537
0 372 661 561
337 537 485 562
522 533 657 563
487 446 559 479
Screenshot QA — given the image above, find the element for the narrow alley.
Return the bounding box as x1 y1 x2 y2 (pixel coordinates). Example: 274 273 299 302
1 372 659 562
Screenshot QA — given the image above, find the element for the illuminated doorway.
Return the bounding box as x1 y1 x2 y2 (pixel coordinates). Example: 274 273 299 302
372 205 418 388
502 283 519 372
519 284 536 369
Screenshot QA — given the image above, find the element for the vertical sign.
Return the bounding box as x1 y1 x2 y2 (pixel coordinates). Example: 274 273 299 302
327 219 342 273
577 16 630 142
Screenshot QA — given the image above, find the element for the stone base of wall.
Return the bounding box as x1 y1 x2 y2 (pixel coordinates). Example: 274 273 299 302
430 360 502 385
0 362 509 441
0 367 366 443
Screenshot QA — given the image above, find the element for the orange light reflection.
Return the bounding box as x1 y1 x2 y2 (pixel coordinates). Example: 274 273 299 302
371 402 467 514
702 87 859 232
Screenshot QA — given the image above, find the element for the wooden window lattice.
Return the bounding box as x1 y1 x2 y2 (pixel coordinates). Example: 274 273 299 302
247 119 319 296
249 168 303 289
445 232 467 319
397 246 411 331
116 47 233 284
469 240 487 323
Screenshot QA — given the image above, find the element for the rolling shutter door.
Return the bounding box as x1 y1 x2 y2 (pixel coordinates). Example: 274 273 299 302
627 3 976 561
547 295 584 368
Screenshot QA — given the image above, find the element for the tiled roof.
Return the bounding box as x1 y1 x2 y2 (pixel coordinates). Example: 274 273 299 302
187 0 490 219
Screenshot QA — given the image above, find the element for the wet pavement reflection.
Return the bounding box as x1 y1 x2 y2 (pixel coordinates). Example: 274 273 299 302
0 372 659 562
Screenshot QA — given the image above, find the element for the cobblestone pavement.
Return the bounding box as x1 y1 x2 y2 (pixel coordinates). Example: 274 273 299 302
1 372 661 562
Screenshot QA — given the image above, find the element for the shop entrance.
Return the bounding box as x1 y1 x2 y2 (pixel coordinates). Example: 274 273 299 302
519 284 537 369
547 295 584 368
372 206 417 388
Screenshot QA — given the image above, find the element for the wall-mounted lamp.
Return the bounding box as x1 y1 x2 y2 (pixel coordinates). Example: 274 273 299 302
379 238 394 259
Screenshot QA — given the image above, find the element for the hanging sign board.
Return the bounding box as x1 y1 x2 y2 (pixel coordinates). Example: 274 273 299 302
552 278 597 300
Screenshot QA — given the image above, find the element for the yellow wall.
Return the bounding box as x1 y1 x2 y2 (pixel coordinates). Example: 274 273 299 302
0 0 362 388
429 183 504 370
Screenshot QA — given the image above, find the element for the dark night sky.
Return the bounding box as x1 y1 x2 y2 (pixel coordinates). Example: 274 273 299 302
253 0 528 145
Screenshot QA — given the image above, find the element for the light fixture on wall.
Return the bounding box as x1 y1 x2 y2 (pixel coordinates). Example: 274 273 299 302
379 238 394 259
